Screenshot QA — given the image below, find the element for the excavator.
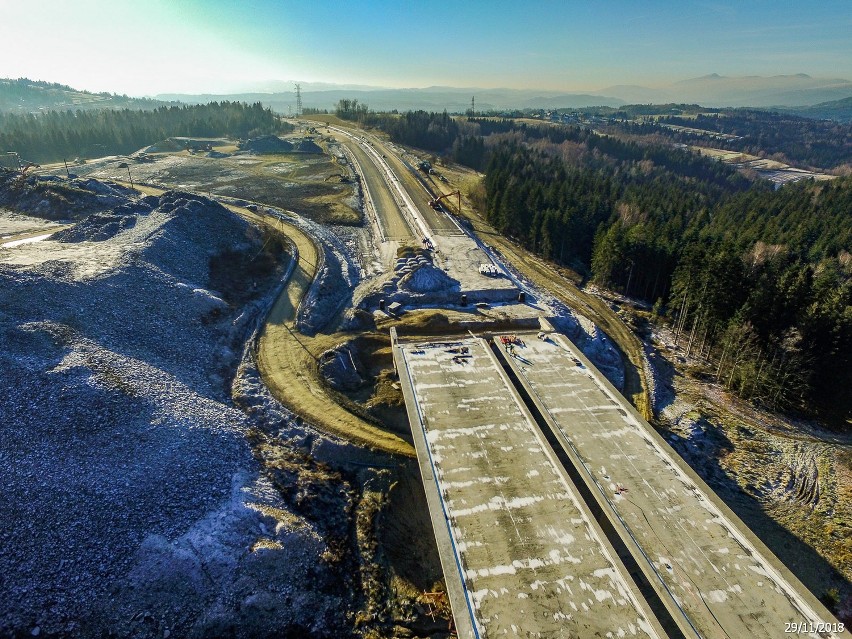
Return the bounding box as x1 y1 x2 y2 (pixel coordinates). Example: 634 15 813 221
5 152 39 189
427 189 460 214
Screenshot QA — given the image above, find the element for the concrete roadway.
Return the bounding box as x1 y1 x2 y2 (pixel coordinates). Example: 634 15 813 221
498 330 845 639
394 334 665 639
373 141 464 236
330 130 415 242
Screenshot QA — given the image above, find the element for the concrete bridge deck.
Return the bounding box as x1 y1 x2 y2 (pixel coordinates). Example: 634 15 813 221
393 325 847 639
496 328 844 639
392 331 664 639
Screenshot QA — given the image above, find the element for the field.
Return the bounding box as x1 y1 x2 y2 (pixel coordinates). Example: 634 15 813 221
691 144 838 185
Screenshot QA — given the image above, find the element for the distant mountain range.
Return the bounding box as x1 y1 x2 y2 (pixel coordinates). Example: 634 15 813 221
4 74 852 119
154 86 626 113
156 74 852 115
598 74 852 108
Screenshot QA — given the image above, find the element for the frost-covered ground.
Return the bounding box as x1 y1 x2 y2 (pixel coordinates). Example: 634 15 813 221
0 185 356 638
644 324 852 614
0 209 64 239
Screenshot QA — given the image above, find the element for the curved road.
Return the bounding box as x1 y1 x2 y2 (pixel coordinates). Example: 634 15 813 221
241 209 414 457
119 181 413 456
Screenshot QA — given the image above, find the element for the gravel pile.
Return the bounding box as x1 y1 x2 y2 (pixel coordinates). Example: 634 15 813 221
237 135 294 154
0 184 356 638
0 170 137 221
52 196 157 242
292 139 324 154
398 262 459 294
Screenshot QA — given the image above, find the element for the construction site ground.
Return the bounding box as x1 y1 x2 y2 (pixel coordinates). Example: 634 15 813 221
346 128 851 621
95 180 415 459
28 121 852 631
305 118 654 419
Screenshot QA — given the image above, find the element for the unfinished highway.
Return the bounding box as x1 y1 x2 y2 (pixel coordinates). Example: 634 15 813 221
393 330 665 639
331 128 415 243
393 326 847 639
329 124 519 303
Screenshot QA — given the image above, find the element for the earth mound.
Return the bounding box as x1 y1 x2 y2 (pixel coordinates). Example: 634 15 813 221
319 344 366 391
238 135 294 154
138 191 261 286
0 170 136 220
293 138 323 154
54 198 158 242
0 189 355 638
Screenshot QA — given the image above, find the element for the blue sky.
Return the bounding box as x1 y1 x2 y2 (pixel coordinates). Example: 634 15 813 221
0 0 849 95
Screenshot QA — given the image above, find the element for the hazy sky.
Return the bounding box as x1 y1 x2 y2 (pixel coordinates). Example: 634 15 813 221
1 0 850 95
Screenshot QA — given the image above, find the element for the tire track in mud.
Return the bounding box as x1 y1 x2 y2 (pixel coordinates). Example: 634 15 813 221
241 208 415 458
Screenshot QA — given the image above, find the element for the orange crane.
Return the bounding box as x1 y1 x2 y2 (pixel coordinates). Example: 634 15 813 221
427 190 461 214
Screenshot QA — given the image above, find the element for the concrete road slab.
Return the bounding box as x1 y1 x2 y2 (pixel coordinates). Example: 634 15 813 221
499 330 846 639
394 334 664 639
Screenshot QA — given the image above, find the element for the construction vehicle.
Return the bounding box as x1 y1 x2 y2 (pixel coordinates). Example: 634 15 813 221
427 190 461 214
6 152 39 188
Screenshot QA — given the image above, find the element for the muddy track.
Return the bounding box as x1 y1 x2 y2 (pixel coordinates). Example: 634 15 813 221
239 210 415 458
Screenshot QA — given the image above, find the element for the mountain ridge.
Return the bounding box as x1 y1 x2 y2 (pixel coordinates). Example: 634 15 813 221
0 78 176 113
4 74 851 116
157 74 852 112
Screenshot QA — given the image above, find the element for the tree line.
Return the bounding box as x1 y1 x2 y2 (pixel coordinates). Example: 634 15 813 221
335 102 490 170
481 134 850 421
0 101 285 164
325 100 851 419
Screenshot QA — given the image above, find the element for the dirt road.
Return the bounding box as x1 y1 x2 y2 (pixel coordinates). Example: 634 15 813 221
237 209 415 457
120 179 414 456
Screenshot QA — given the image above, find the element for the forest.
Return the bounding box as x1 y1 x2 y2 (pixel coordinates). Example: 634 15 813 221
334 99 850 421
482 135 851 422
0 101 285 164
619 110 852 170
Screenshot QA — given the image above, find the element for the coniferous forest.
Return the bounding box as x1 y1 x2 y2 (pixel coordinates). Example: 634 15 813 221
0 101 285 164
485 135 850 422
344 105 850 422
